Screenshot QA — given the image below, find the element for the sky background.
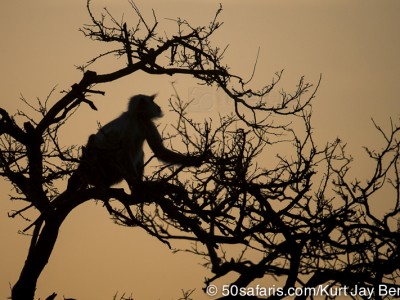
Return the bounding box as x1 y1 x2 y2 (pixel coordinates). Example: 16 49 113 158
0 1 399 299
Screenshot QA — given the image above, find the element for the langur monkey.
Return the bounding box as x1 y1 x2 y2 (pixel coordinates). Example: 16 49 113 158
68 94 202 191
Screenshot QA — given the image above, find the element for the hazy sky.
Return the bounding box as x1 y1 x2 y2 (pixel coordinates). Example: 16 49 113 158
1 1 399 299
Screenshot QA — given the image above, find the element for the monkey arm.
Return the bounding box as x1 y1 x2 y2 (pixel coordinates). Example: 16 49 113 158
144 121 201 166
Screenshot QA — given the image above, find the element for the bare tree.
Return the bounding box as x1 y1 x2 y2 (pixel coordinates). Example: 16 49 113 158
1 2 399 300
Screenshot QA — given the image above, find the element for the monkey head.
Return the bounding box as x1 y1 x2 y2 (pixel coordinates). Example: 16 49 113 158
128 94 162 120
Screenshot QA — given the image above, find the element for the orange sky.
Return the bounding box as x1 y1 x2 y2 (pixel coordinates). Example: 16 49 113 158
1 1 399 299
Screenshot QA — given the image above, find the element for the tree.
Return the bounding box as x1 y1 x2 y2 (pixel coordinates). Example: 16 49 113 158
1 2 399 299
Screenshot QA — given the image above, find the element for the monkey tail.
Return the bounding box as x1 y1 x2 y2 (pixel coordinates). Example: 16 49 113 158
67 171 85 192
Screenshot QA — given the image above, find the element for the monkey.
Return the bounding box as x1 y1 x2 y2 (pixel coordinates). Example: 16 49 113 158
68 94 202 191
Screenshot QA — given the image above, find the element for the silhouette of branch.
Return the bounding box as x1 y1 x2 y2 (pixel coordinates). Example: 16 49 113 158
1 2 399 300
80 1 318 128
